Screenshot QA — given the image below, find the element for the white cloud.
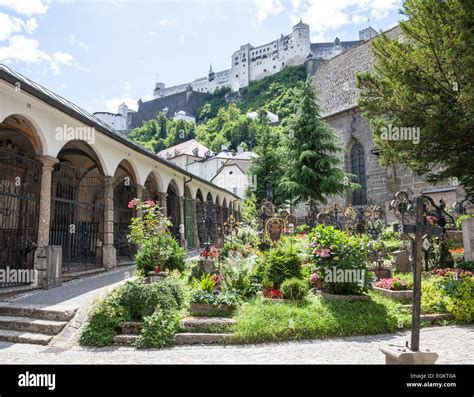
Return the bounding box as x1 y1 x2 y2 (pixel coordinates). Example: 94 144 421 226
0 0 48 16
255 0 284 23
0 13 38 41
159 19 170 27
0 35 49 63
0 35 77 75
293 0 400 41
78 42 88 49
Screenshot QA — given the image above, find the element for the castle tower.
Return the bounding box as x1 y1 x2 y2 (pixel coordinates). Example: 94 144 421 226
208 63 215 82
292 19 310 45
153 82 166 98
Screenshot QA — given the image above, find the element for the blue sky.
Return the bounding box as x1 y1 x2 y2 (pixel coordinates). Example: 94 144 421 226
0 0 403 113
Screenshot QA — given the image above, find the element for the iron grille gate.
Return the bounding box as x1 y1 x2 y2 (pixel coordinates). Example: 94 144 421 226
114 183 136 263
50 163 105 273
167 194 180 242
0 148 41 287
196 201 207 247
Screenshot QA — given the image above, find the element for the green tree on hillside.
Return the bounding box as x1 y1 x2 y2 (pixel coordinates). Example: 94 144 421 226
279 78 355 204
356 0 474 193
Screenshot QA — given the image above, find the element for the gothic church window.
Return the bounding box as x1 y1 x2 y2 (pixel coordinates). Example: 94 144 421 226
350 143 367 206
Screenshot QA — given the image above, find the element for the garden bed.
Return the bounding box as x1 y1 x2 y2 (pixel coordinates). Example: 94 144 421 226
373 286 412 302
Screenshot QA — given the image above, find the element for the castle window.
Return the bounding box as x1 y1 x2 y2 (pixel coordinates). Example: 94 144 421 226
235 74 239 78
350 143 367 206
263 69 267 72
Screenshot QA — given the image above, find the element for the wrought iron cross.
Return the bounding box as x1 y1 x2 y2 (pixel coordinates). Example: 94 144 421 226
391 193 448 352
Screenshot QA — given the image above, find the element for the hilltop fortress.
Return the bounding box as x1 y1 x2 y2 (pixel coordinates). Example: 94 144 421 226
94 21 377 131
152 20 377 99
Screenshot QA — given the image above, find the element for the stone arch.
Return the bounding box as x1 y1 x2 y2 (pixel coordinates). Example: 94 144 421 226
113 159 139 187
196 189 204 202
0 114 46 155
50 140 106 272
0 114 46 156
143 171 161 202
166 179 181 241
0 114 43 284
113 160 138 264
195 188 206 247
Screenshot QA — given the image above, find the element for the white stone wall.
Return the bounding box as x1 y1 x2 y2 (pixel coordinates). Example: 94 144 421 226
93 112 127 131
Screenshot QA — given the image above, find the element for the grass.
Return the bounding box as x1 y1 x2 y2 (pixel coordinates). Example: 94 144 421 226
233 292 412 344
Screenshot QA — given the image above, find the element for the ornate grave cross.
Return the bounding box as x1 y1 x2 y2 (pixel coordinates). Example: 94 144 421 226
390 192 450 352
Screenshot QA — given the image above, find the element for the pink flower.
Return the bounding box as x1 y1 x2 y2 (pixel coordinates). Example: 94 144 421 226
128 198 138 209
310 242 317 248
145 200 156 208
320 248 331 258
309 273 320 285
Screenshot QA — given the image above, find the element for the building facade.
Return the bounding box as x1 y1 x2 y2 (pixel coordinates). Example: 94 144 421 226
302 26 464 222
0 64 241 290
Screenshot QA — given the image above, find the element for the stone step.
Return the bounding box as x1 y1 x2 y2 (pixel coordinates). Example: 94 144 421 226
112 334 138 345
420 313 454 324
180 317 236 333
0 315 68 335
0 304 76 322
121 321 141 335
0 329 53 345
174 333 234 345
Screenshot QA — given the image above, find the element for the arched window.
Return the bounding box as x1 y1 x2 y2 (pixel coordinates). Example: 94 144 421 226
350 143 367 206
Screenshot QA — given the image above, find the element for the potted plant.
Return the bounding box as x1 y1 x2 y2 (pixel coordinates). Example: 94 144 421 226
368 240 392 279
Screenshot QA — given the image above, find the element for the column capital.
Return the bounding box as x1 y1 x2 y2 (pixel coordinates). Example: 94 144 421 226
104 175 116 188
37 155 59 169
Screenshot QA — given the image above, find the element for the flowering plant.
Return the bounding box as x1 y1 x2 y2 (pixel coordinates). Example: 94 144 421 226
201 245 220 259
375 277 410 291
128 198 171 245
266 289 283 299
308 225 371 295
430 268 473 278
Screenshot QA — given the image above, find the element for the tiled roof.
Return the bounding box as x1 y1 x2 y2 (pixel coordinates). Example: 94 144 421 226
158 139 212 159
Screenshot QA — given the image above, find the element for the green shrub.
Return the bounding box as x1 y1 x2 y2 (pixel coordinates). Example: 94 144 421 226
79 289 127 347
190 289 242 306
134 310 180 349
455 261 474 272
118 278 184 320
309 225 371 295
281 278 308 300
256 245 302 288
192 273 217 293
134 234 185 276
422 273 474 322
217 255 260 298
80 278 184 347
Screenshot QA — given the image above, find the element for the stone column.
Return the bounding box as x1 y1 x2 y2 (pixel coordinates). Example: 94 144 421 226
34 155 59 289
462 217 474 262
103 176 116 270
179 196 186 247
192 199 200 248
158 192 167 217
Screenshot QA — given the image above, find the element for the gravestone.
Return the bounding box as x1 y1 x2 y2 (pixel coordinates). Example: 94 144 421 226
462 217 474 261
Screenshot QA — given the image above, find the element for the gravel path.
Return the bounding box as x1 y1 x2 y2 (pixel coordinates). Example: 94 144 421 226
0 324 472 364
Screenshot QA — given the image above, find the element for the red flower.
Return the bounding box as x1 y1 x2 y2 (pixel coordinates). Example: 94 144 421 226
267 289 283 299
